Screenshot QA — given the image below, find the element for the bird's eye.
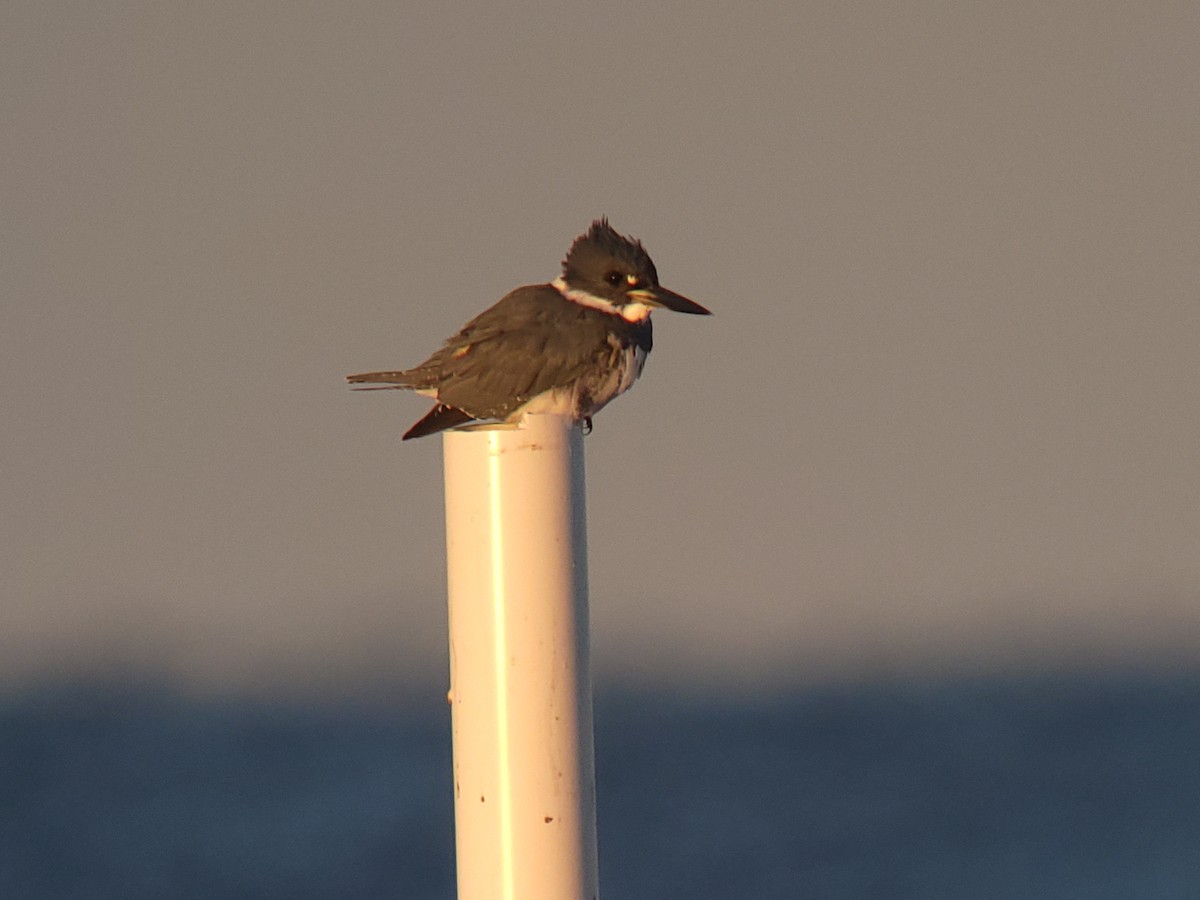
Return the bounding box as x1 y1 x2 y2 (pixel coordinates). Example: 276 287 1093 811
604 271 624 286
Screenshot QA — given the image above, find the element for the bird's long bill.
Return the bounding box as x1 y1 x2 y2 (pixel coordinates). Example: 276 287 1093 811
632 286 712 315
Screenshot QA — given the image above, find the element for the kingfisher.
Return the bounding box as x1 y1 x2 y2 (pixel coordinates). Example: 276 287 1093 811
347 218 711 440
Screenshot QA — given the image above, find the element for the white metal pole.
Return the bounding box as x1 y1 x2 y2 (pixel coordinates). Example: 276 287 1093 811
442 414 599 900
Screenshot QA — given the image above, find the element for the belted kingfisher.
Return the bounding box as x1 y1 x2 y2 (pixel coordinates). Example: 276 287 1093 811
347 218 711 440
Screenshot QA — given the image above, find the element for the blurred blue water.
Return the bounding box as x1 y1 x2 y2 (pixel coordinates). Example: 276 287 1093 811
2 673 1198 899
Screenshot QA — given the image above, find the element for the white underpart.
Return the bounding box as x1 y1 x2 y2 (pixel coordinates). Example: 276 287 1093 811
512 384 583 418
618 301 653 322
622 344 649 393
476 278 653 425
550 277 654 322
510 340 648 422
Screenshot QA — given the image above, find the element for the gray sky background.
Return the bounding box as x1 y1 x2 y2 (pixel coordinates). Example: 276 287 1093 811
3 2 1197 697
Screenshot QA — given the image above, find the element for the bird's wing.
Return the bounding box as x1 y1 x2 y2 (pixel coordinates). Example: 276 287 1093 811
342 288 563 393
432 285 621 419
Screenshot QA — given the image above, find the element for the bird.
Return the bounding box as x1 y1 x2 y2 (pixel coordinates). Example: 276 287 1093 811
347 218 711 440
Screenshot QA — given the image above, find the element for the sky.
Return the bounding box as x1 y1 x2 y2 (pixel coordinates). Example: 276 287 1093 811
3 2 1198 697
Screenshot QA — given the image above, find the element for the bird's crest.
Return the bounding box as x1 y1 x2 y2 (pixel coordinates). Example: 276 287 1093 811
562 217 658 285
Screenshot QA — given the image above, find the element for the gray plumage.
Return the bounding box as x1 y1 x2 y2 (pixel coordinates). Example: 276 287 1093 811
348 219 710 440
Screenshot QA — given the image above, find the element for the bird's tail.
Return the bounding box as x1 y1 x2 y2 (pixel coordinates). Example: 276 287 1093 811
346 369 425 391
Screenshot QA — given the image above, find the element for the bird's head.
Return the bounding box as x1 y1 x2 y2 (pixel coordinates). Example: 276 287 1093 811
559 218 711 321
